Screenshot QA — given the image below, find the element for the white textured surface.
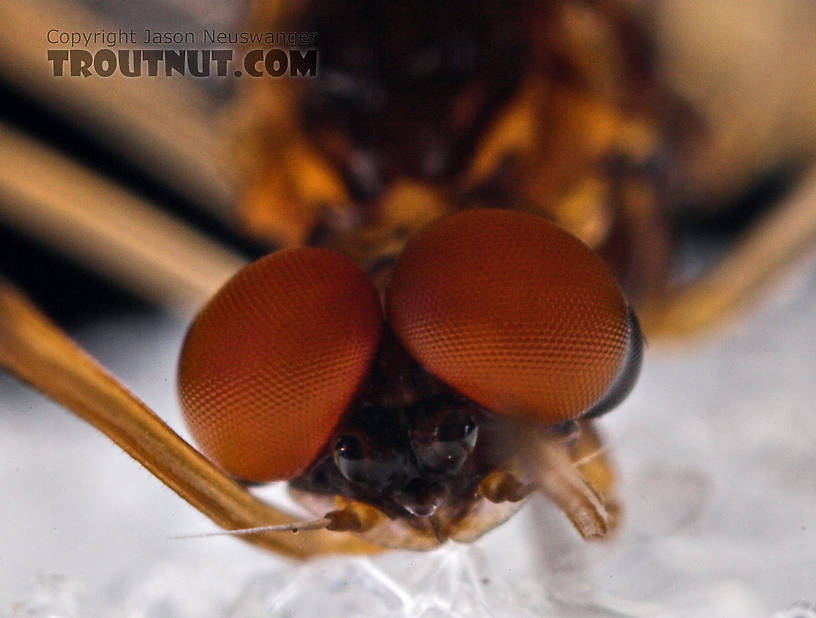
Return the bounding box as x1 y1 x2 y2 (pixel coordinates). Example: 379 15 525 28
2 264 816 617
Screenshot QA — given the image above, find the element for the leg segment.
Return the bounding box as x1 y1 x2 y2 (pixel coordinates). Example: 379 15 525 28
0 283 380 559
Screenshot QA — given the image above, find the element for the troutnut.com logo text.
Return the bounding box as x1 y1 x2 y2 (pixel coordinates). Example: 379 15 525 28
46 28 319 78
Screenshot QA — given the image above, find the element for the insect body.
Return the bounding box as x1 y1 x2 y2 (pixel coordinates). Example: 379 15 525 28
178 209 642 549
238 0 674 308
0 0 657 557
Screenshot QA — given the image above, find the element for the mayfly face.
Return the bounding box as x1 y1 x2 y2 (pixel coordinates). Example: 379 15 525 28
178 209 642 548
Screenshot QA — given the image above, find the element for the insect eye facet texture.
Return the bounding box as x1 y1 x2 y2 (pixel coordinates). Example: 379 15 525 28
386 208 632 424
178 248 383 482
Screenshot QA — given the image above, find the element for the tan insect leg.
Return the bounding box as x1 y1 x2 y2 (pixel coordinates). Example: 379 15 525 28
0 123 246 316
568 421 621 532
0 283 380 559
525 421 619 540
641 165 816 338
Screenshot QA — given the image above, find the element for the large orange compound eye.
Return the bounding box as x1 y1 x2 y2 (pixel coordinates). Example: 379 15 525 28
386 208 633 425
178 248 382 483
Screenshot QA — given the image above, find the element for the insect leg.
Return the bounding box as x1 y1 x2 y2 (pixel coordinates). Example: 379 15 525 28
0 283 380 558
524 422 619 540
642 165 816 337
